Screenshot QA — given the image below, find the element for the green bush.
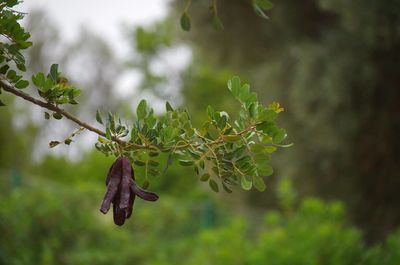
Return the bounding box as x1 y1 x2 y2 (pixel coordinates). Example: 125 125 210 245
248 199 363 265
1 176 399 265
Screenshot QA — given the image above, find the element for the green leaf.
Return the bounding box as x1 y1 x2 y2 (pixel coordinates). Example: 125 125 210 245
32 72 45 87
49 141 61 148
166 101 174 112
265 146 277 153
14 80 29 89
216 113 227 129
105 127 112 140
137 99 147 120
258 163 273 176
253 175 266 192
69 99 78 105
256 121 276 134
6 0 18 7
206 105 214 119
238 84 250 103
148 168 160 177
209 179 219 192
180 12 191 31
193 165 199 175
248 103 258 118
52 112 63 120
253 0 274 10
44 112 50 119
254 153 269 165
16 63 26 72
253 4 270 19
246 91 258 107
273 128 287 144
179 159 194 166
250 143 265 153
49 64 59 83
149 151 159 157
200 173 210 182
134 160 146 166
222 182 233 193
258 108 277 122
240 175 253 190
96 110 103 125
236 155 252 164
107 112 115 131
187 149 201 159
228 76 241 97
0 65 10 74
223 135 241 142
148 160 159 167
44 78 54 91
212 15 224 30
198 160 204 170
72 89 81 97
6 70 16 80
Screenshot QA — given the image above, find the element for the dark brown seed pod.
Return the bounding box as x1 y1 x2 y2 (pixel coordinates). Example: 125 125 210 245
131 181 159 201
112 192 126 226
126 188 135 219
100 157 123 214
119 157 133 210
100 156 159 225
126 166 136 218
105 164 112 185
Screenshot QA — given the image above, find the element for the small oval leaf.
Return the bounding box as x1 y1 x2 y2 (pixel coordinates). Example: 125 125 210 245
179 159 194 166
180 12 191 31
96 110 104 125
200 173 210 182
209 179 219 192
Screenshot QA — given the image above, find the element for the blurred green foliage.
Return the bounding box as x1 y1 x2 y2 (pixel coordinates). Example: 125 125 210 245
1 0 400 263
1 165 400 265
167 0 400 243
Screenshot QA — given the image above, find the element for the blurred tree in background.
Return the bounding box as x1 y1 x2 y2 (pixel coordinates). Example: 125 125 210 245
167 0 400 243
2 170 400 265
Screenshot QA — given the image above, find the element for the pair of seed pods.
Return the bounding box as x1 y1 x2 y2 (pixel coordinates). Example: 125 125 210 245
100 156 159 226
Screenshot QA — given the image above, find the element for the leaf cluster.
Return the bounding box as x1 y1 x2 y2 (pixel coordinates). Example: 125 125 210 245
95 111 130 155
0 4 81 109
252 0 274 19
95 76 289 192
0 0 32 105
0 1 289 194
179 0 274 32
31 64 81 110
0 0 31 71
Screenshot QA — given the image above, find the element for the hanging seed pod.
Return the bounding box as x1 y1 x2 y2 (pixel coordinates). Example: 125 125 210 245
131 180 159 201
112 192 126 226
100 157 123 214
100 156 159 226
120 157 133 210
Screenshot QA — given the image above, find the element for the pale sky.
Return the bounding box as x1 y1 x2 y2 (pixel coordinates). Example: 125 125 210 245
19 0 190 98
20 0 170 56
15 0 192 160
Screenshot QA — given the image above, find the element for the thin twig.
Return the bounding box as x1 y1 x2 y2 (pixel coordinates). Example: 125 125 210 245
184 0 192 12
0 79 124 145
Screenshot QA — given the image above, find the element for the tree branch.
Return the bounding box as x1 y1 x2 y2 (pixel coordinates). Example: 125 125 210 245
0 79 124 145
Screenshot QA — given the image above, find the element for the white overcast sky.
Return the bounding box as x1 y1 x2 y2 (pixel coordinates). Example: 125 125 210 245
15 0 191 160
19 0 191 100
20 0 171 55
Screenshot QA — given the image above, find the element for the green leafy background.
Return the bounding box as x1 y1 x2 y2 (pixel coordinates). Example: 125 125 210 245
1 0 400 264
